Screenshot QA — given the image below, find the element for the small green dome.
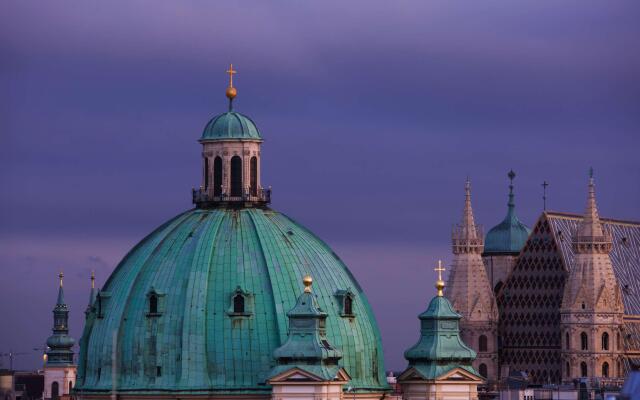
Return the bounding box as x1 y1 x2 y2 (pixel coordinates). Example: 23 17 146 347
484 177 531 255
200 111 262 141
76 208 387 396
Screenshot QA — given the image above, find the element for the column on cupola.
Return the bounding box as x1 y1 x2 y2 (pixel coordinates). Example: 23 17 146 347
267 276 350 400
43 272 77 400
398 262 483 400
446 179 499 383
560 171 625 382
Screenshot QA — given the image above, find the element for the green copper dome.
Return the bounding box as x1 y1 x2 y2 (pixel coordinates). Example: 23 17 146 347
200 111 262 141
75 208 386 396
484 172 531 255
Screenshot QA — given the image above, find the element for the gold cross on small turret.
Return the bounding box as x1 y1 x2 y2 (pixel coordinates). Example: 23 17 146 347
434 260 446 297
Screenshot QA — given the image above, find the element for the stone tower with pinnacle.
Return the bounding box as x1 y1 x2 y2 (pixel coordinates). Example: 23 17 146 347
560 171 625 381
446 179 499 382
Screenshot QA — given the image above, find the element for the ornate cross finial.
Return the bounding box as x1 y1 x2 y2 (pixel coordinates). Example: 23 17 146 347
434 260 445 281
91 270 95 289
542 181 549 211
434 260 446 297
225 64 238 110
589 166 594 179
226 64 237 88
59 271 64 287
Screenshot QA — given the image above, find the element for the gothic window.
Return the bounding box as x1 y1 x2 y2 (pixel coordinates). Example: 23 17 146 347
214 156 222 196
581 332 588 350
68 381 73 392
230 156 243 196
479 335 488 352
580 362 588 377
51 382 59 400
565 332 570 349
479 363 487 378
602 332 609 351
156 366 162 377
149 294 158 314
250 156 257 196
204 157 209 189
566 362 570 377
233 294 245 314
602 362 609 378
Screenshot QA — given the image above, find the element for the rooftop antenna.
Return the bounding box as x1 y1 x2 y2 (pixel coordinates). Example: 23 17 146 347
542 181 549 211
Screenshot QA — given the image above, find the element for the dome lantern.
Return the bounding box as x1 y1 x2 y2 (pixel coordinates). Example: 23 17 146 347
193 64 271 208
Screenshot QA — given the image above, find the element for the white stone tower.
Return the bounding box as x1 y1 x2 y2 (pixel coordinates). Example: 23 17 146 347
560 170 625 382
446 179 499 382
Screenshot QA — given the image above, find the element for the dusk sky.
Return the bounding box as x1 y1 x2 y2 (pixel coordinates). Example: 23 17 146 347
1 1 639 371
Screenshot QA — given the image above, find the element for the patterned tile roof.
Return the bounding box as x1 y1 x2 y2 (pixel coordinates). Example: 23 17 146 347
545 211 640 315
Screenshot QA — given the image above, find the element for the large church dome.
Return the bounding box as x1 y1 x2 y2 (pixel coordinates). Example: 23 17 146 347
75 68 387 398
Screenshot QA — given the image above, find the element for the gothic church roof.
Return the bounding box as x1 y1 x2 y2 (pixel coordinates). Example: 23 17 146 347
544 211 640 315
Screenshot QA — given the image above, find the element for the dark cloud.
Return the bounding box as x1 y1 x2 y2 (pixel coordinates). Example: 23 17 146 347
1 0 639 371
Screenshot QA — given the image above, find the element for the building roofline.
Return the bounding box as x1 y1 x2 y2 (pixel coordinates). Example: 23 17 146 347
543 210 640 227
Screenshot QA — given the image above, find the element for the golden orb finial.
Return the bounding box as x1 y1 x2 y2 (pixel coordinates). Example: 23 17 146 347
226 64 237 100
434 260 446 297
303 275 313 293
59 270 64 287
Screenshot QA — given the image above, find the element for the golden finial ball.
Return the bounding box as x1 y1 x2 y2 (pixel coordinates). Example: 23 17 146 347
226 86 237 100
303 275 313 292
435 279 445 296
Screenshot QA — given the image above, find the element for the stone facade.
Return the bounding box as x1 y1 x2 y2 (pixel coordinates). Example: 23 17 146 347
201 140 262 198
446 180 499 382
496 175 639 384
559 175 625 381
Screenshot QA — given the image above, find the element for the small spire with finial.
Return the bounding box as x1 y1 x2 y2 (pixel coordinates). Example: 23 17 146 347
542 181 549 210
225 64 237 111
59 271 64 287
91 270 95 289
303 275 313 293
434 260 446 297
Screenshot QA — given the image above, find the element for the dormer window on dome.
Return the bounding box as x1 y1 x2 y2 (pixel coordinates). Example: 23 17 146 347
193 65 271 208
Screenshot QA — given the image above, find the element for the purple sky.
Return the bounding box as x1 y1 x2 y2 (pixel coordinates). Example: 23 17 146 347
1 1 639 371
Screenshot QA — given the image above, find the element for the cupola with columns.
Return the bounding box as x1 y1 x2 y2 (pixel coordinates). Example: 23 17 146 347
192 64 270 208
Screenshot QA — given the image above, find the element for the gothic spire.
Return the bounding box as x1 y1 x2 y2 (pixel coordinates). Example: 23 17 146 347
577 168 605 239
452 179 483 254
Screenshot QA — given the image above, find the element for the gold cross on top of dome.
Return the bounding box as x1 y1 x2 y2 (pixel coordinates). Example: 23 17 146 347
225 64 238 106
434 260 446 296
226 64 237 88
